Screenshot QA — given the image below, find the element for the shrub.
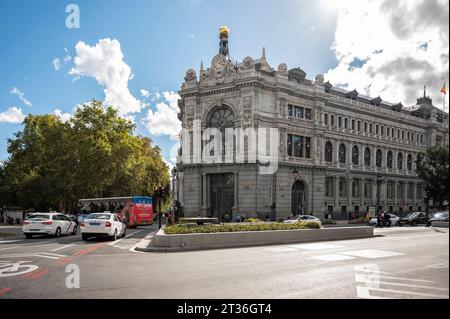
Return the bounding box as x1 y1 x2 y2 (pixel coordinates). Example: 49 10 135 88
348 218 366 224
164 221 321 234
321 219 336 225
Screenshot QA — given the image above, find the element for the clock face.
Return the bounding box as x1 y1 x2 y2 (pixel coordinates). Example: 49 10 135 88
211 54 227 73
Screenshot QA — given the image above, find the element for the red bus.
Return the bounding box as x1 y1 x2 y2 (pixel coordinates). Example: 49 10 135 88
78 196 153 228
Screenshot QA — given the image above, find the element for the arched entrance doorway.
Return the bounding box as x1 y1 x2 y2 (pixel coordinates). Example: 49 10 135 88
292 180 305 216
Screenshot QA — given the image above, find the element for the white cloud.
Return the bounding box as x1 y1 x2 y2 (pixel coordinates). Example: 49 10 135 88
53 58 62 70
324 0 449 108
69 38 142 115
143 91 181 139
140 89 150 98
10 87 32 107
53 109 72 123
0 107 26 123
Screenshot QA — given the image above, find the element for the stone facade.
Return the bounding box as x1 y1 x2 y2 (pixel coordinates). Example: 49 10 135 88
174 42 449 221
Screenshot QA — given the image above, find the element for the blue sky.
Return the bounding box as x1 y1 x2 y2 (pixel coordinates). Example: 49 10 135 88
1 0 448 165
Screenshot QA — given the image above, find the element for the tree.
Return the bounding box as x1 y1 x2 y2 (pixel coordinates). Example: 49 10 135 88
1 100 170 213
416 146 449 208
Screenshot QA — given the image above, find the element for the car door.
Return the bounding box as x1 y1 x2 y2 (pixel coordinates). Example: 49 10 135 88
419 213 427 224
59 215 72 234
112 215 122 234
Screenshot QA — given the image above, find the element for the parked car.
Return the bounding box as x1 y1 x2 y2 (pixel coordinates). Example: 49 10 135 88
283 215 321 226
66 215 79 226
368 213 400 226
23 212 78 238
397 212 428 226
80 213 126 241
427 211 449 226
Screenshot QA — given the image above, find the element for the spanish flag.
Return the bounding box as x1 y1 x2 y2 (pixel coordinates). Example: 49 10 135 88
441 81 447 95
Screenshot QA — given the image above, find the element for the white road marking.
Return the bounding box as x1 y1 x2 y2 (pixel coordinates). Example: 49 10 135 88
0 252 67 260
287 243 345 250
358 286 448 299
312 254 355 261
427 261 449 269
356 279 449 292
357 274 435 283
263 247 299 253
0 240 21 244
341 250 404 259
50 244 75 252
107 230 143 247
130 231 156 253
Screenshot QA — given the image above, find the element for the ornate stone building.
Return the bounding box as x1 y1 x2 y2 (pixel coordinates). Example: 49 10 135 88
174 29 449 220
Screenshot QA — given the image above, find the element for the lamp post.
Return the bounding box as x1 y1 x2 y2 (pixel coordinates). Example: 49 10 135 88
425 190 430 223
376 174 382 214
153 185 165 229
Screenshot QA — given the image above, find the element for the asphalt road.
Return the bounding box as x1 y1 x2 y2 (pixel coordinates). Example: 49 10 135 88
0 225 448 299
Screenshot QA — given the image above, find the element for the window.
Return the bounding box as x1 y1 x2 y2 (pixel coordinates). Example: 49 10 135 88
325 177 334 197
387 181 394 199
416 183 423 199
338 116 342 128
407 154 412 171
287 134 311 158
352 119 355 130
325 142 333 162
407 132 410 141
420 134 423 143
397 182 404 199
344 118 348 129
387 151 393 168
376 149 382 167
208 105 235 156
331 115 335 126
364 148 371 166
375 125 379 135
288 105 293 117
411 132 414 142
364 122 368 133
287 134 292 156
339 178 347 197
294 106 304 118
352 179 360 197
305 109 311 120
352 145 359 165
407 183 413 199
402 131 405 140
339 144 346 164
397 152 403 170
397 129 400 139
324 113 328 125
305 137 311 158
381 126 384 136
364 179 372 198
357 121 361 131
369 123 373 134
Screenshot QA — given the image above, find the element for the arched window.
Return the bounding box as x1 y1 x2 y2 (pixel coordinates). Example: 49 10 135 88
364 148 371 167
387 151 393 168
397 152 403 170
207 105 235 156
407 154 412 171
339 144 346 164
325 142 333 162
376 149 382 167
352 146 359 165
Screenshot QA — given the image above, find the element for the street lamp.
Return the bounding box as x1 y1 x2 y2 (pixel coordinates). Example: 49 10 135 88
376 174 382 214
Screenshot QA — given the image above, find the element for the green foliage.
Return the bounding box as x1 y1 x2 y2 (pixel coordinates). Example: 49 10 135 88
0 100 170 212
320 219 336 225
348 218 366 224
416 146 449 207
164 221 321 234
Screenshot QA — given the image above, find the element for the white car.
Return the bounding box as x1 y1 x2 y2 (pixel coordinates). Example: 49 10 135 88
23 212 78 238
80 213 126 241
283 215 321 226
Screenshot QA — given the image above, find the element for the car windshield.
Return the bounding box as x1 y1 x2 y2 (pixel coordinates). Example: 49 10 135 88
29 214 50 220
87 214 111 220
406 212 419 218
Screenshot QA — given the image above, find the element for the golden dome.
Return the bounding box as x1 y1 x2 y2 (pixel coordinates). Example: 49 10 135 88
219 26 229 38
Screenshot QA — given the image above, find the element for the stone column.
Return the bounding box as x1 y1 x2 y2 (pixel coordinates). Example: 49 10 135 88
334 176 339 211
201 173 207 216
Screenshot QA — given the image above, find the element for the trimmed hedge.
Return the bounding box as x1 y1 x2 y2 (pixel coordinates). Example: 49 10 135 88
164 221 321 234
245 218 264 223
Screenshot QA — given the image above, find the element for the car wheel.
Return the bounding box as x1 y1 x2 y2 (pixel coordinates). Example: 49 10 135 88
122 228 126 238
412 221 417 226
25 234 33 239
72 226 78 235
55 227 61 238
81 234 89 241
111 230 118 241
